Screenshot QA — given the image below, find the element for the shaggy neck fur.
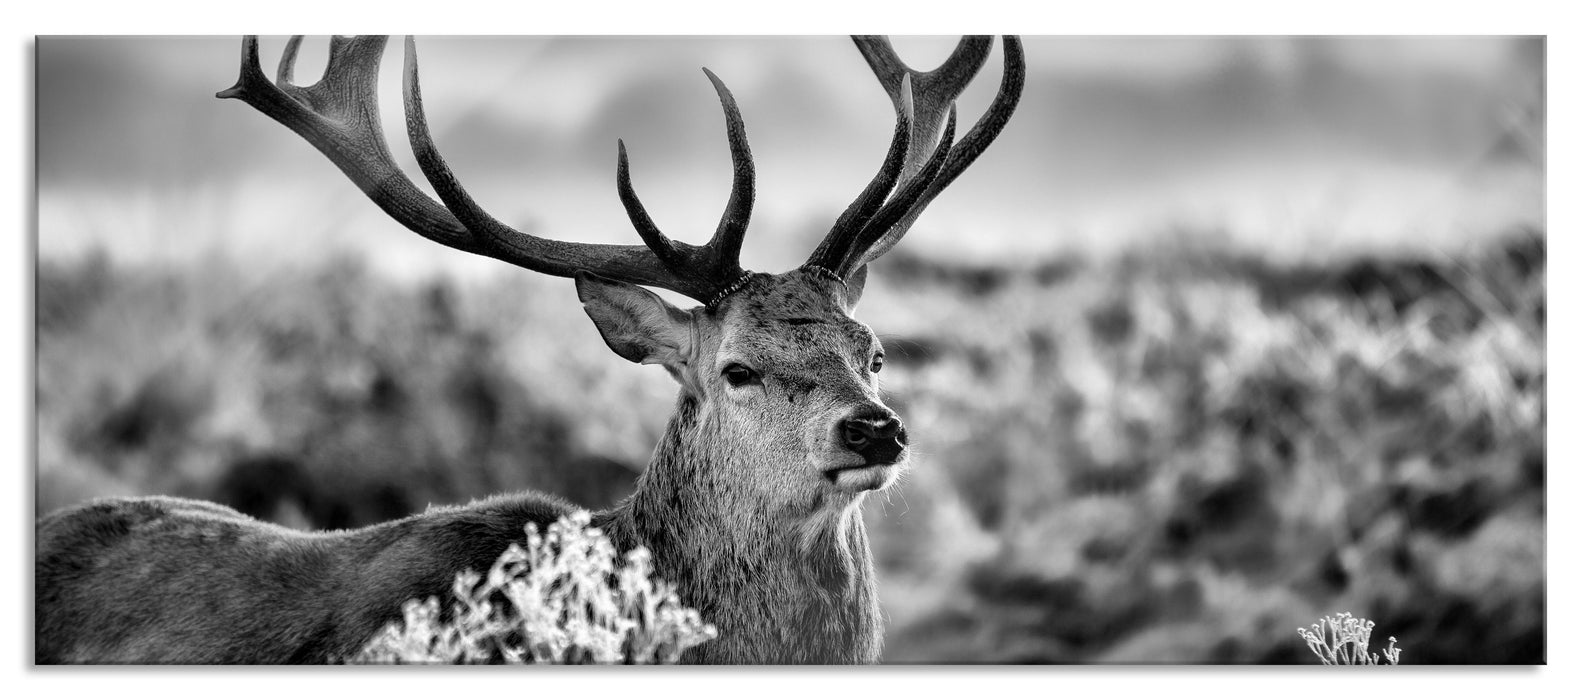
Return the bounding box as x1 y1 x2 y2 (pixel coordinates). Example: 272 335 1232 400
595 396 882 664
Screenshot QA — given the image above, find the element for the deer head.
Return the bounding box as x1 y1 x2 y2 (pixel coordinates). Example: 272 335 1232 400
217 32 1022 536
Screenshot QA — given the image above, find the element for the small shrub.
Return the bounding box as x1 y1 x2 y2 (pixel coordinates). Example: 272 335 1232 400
1297 612 1402 665
352 511 716 664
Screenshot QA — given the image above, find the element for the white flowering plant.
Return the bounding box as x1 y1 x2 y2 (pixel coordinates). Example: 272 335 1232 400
1297 612 1402 666
353 511 716 664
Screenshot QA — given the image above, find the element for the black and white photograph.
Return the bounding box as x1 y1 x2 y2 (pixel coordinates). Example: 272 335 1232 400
26 24 1548 671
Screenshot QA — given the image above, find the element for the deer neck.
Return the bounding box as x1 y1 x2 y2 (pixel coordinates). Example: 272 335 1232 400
595 395 883 664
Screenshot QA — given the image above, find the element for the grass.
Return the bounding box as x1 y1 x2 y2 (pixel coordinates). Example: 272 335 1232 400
35 227 1544 663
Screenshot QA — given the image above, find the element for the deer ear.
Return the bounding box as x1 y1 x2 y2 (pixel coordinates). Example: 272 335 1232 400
575 272 692 367
842 264 868 310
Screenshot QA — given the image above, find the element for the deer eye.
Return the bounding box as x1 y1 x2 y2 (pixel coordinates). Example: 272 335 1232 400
870 353 885 373
722 363 761 387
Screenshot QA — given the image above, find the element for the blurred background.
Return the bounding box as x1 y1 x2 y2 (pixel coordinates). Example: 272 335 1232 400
35 36 1544 663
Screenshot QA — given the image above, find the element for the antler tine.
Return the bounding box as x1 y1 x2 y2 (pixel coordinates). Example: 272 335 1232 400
701 68 754 273
601 68 759 289
616 139 688 271
834 105 957 277
805 75 914 272
856 36 1025 266
276 35 303 84
401 36 740 298
808 35 1024 276
854 36 991 180
218 35 476 253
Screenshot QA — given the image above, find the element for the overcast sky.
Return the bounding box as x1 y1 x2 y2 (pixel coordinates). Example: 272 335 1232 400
37 36 1543 278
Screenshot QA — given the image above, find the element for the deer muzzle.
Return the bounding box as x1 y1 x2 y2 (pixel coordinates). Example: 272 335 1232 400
839 408 908 465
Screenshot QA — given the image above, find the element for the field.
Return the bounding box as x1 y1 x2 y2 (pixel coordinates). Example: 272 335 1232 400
34 227 1545 664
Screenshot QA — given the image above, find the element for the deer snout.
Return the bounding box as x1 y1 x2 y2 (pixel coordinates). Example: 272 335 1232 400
840 408 908 465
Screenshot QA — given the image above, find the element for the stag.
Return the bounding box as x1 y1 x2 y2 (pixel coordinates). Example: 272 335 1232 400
35 35 1023 664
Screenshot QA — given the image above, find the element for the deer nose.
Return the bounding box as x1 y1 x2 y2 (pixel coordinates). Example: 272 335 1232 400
841 409 908 464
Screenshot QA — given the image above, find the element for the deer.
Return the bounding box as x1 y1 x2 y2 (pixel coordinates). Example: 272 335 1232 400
34 34 1023 664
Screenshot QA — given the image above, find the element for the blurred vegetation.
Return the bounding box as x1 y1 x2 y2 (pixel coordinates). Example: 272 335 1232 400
35 227 1544 664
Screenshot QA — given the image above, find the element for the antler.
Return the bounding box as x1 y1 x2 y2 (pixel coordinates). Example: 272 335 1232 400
218 36 754 303
805 36 1025 278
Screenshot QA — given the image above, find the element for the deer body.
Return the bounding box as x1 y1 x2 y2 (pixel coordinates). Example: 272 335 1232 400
37 425 878 664
35 493 575 663
35 35 1022 664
